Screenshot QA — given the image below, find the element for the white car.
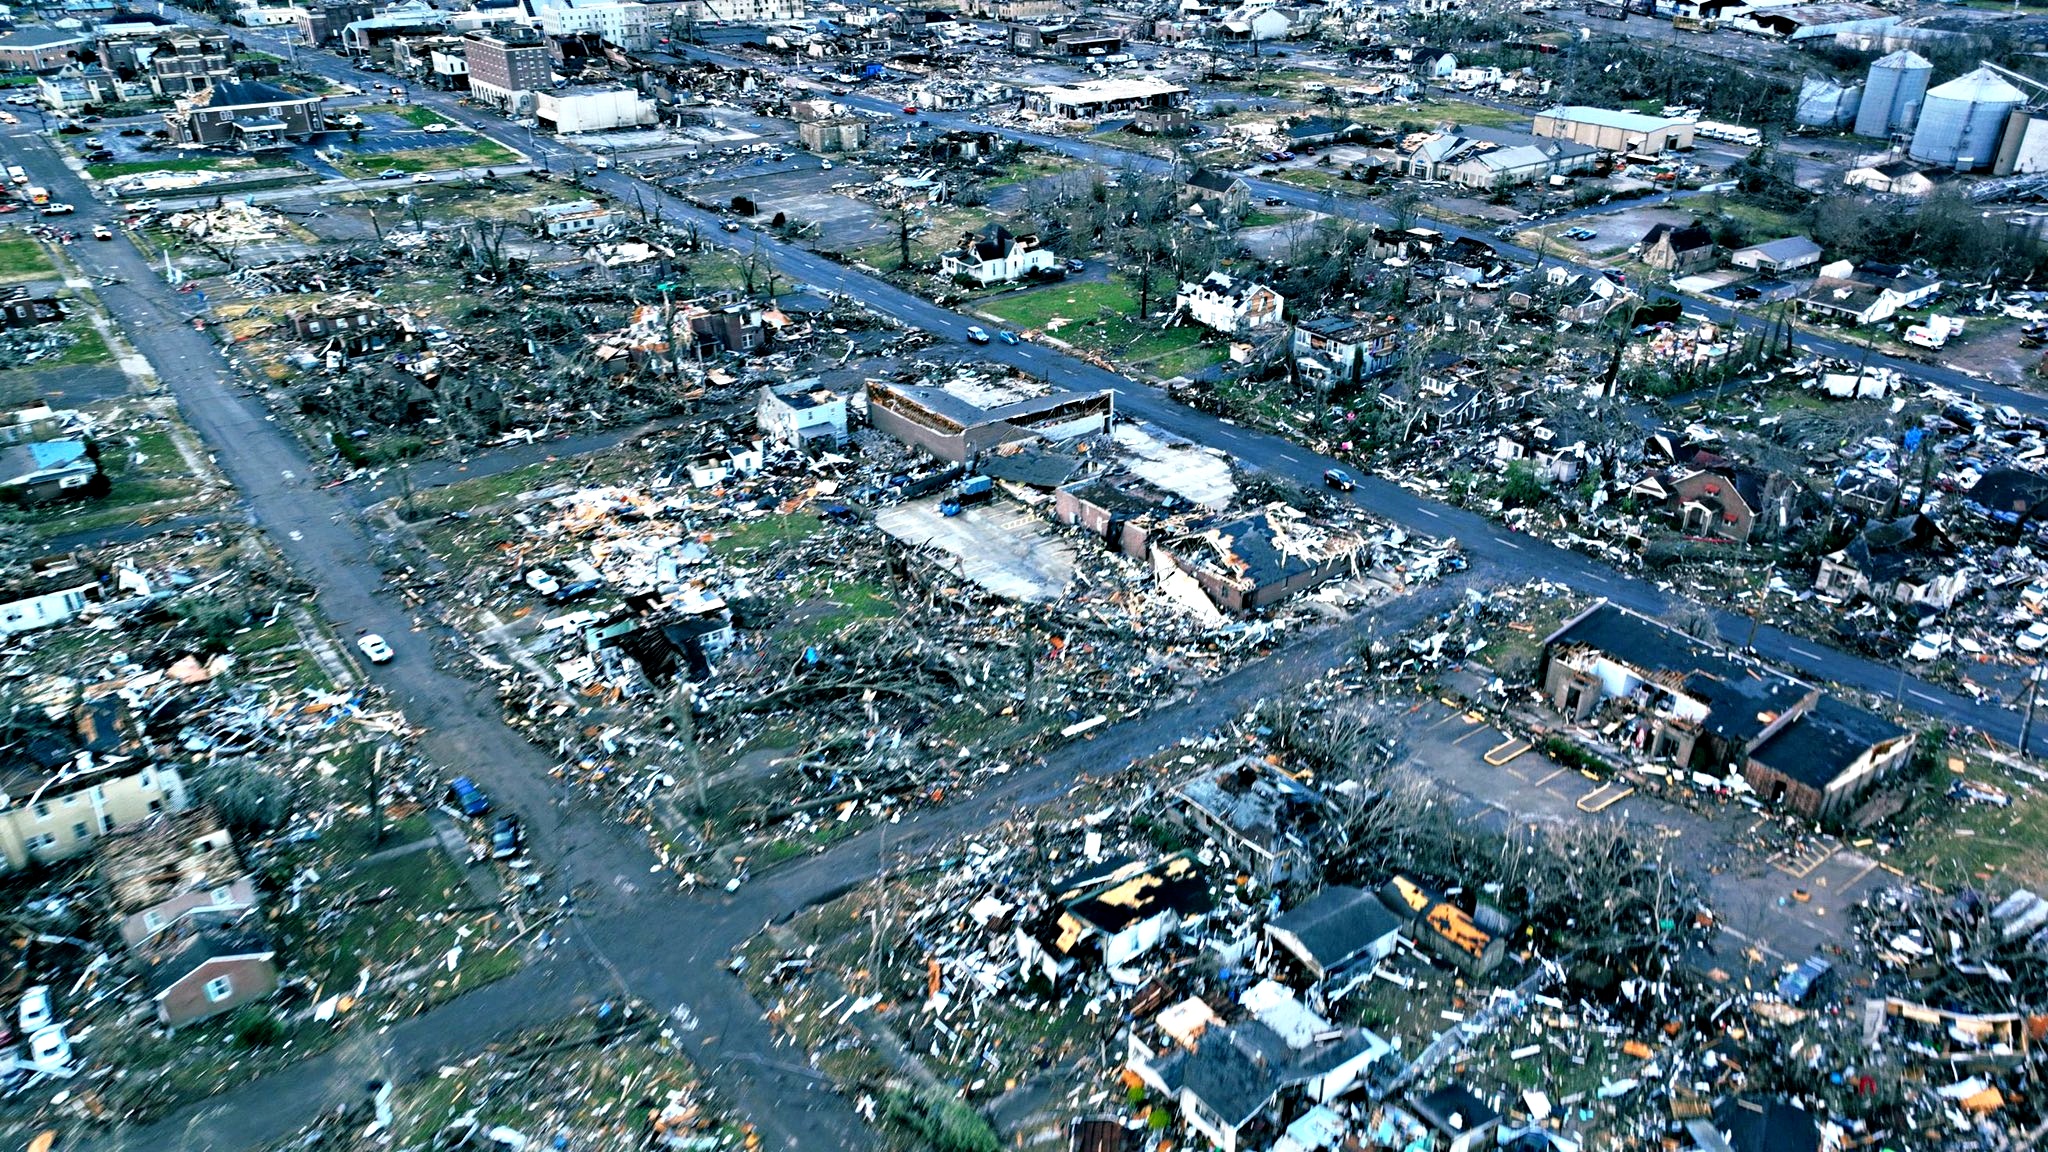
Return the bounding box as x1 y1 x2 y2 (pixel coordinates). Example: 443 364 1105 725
40 203 73 216
1905 632 1952 663
357 634 394 664
525 568 561 596
411 173 434 184
2019 622 2048 653
131 198 161 211
819 159 833 170
17 986 51 1034
27 1024 70 1070
421 122 448 134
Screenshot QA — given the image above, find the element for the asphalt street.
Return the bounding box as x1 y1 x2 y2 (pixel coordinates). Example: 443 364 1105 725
0 26 2027 1145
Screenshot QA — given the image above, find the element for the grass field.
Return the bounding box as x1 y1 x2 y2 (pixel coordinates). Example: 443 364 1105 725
982 279 1217 372
397 104 456 128
1900 752 2048 892
1402 98 1532 130
86 155 295 180
0 234 53 282
333 139 520 178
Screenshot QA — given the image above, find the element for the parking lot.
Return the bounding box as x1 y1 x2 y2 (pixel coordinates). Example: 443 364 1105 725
1398 695 1894 964
874 495 1078 602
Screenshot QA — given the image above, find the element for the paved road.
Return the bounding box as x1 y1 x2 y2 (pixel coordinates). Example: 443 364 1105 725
0 30 2017 1146
1 130 866 1151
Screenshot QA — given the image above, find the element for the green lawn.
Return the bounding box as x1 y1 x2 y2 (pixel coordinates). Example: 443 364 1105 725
0 234 53 282
396 104 455 128
982 279 1138 330
1900 751 2048 892
982 279 1209 370
1404 99 1531 130
332 139 521 178
714 512 823 555
86 156 292 179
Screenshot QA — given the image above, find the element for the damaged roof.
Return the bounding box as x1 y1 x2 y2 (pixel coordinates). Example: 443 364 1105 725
1748 695 1907 791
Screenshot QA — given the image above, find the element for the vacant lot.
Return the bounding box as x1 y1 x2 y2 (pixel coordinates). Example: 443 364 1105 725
982 279 1222 374
0 233 53 282
333 139 521 178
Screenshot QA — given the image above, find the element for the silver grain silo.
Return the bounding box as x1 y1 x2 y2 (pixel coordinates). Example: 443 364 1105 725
1910 66 2027 170
1855 49 1932 138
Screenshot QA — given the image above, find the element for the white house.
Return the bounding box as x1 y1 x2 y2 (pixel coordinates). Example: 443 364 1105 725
756 382 849 448
938 223 1058 285
687 441 764 488
1176 270 1284 335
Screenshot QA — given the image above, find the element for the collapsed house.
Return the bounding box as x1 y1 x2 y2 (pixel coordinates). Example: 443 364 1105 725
1538 600 1915 821
1125 979 1393 1152
98 807 279 1027
1014 853 1213 980
1155 505 1368 614
1172 756 1335 886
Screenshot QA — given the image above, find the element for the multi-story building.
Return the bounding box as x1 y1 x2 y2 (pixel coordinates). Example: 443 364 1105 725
536 0 654 49
0 755 189 871
107 32 238 96
0 27 92 71
668 0 805 23
462 27 551 111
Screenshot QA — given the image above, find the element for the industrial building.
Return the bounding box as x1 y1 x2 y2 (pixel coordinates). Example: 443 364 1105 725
1532 106 1694 153
1021 78 1188 121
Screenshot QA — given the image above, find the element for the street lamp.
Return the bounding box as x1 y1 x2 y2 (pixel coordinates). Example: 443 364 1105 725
2021 665 2047 758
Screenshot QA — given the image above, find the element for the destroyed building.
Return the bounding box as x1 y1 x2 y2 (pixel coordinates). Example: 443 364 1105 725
1172 756 1334 886
1380 875 1511 976
1014 854 1213 980
1156 505 1366 614
865 376 1112 463
1538 600 1915 821
1126 980 1392 1152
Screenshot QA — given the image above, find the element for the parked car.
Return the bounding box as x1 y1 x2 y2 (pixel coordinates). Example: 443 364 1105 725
131 198 161 211
421 122 448 134
446 776 490 817
548 579 601 604
902 105 918 114
40 203 73 215
819 159 833 170
964 325 991 344
1905 632 1951 662
1323 468 1356 492
411 173 434 184
525 568 561 596
17 986 51 1034
93 226 110 241
378 170 405 180
996 330 1019 345
1064 259 1085 272
490 815 523 859
1264 196 1285 206
2019 621 2048 653
356 633 394 664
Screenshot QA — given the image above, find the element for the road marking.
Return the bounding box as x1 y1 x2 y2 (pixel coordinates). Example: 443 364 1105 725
1278 451 1302 463
1533 766 1569 787
1494 536 1522 550
1788 646 1822 659
1909 689 1944 704
1418 508 1442 519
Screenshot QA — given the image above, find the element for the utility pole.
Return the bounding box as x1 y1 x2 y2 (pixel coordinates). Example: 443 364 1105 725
1744 562 1775 652
667 681 708 819
2022 666 2046 758
657 279 681 380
